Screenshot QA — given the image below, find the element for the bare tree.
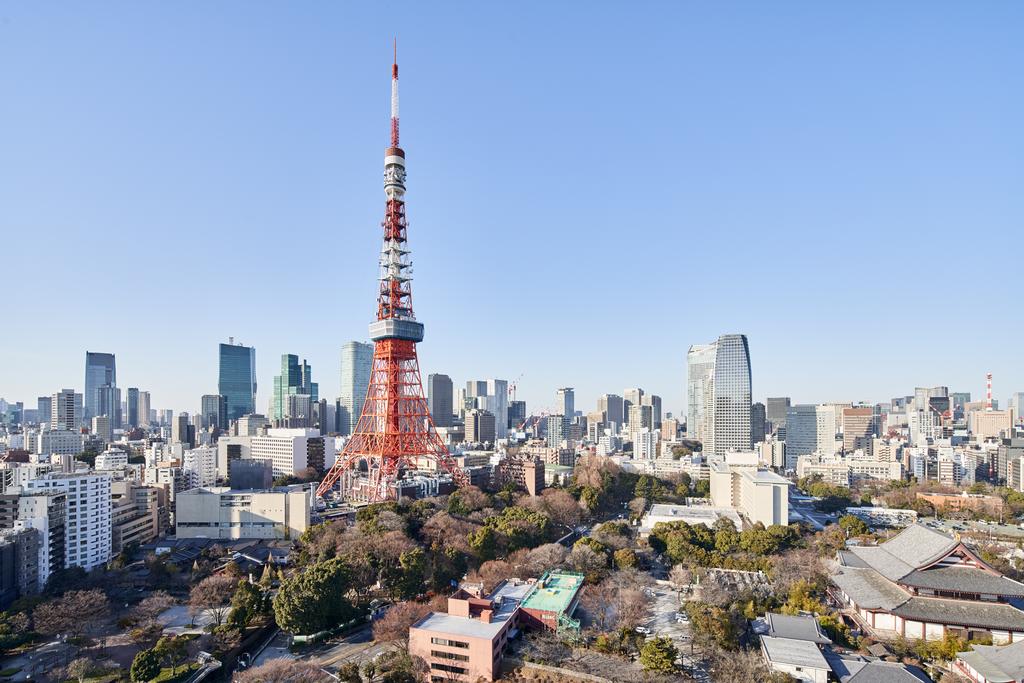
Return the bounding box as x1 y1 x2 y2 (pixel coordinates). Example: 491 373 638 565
233 658 335 682
372 598 444 649
33 589 109 639
62 657 96 683
133 590 176 623
189 574 236 627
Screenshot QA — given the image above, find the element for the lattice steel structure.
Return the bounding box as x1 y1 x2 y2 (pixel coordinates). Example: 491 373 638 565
316 49 466 502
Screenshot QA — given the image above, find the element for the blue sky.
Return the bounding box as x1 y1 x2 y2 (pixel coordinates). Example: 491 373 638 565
1 2 1021 418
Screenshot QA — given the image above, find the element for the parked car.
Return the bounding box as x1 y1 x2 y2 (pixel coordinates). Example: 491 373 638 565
635 626 652 635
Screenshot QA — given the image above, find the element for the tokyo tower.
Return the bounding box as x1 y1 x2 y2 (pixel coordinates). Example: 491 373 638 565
316 48 467 502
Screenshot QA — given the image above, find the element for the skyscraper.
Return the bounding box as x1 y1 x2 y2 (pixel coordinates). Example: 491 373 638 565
339 341 373 436
427 374 453 428
687 344 717 443
623 388 644 426
137 391 151 428
556 388 575 421
84 351 116 421
642 394 662 428
766 397 791 434
485 380 509 440
37 396 52 427
51 389 82 430
598 394 624 430
271 355 318 423
201 394 228 430
707 334 753 457
751 402 767 445
218 340 257 423
126 387 140 429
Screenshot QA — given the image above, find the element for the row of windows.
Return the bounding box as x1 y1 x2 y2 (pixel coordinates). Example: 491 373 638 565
430 663 467 675
431 650 469 662
430 637 469 649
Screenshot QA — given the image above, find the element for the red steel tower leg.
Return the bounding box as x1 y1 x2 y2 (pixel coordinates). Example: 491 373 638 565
317 50 467 503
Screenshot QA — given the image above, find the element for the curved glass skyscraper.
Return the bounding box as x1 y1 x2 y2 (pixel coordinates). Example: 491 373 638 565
709 333 753 456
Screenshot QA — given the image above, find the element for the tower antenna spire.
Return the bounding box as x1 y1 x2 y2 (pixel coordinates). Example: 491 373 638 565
390 38 399 147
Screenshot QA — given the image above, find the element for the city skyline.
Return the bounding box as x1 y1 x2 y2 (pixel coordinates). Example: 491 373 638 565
2 3 1022 414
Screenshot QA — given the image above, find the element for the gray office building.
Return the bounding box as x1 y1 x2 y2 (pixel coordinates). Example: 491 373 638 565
427 374 454 428
766 397 791 433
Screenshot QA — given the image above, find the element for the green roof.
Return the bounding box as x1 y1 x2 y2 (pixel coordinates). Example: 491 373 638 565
520 571 584 615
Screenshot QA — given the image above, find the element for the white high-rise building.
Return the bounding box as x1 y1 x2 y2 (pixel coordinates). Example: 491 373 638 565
339 341 373 436
26 472 112 571
687 344 717 443
51 389 82 430
183 447 219 489
485 379 509 440
634 428 659 460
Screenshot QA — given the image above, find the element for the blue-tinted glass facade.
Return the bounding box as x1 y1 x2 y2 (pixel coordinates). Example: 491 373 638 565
84 351 116 421
218 343 256 422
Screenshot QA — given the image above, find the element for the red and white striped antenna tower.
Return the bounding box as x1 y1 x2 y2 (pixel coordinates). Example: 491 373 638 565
315 43 467 502
986 372 993 411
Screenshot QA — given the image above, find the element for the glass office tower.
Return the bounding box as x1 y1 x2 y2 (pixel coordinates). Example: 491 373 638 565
218 342 256 423
339 341 373 436
709 333 753 456
84 351 116 421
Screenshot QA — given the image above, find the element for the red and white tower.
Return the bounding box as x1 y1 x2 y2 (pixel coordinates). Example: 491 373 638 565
986 372 993 411
316 49 467 502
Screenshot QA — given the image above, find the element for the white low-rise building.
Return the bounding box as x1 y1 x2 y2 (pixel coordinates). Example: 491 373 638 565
709 452 790 527
175 485 310 540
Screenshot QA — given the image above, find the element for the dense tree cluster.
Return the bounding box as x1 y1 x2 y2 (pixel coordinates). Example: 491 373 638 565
648 517 801 571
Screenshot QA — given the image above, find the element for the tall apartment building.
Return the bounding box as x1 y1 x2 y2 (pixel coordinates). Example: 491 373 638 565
427 374 454 428
182 447 218 489
218 340 257 423
339 341 373 436
0 489 66 588
546 414 567 448
485 380 509 440
26 473 111 571
51 389 82 431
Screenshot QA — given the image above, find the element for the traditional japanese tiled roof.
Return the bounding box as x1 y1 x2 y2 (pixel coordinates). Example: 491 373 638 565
876 523 959 569
893 597 1024 631
760 635 830 671
832 565 910 611
957 640 1024 683
900 567 1024 597
764 612 832 644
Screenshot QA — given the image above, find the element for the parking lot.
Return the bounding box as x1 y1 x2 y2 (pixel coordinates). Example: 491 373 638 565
642 584 710 682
